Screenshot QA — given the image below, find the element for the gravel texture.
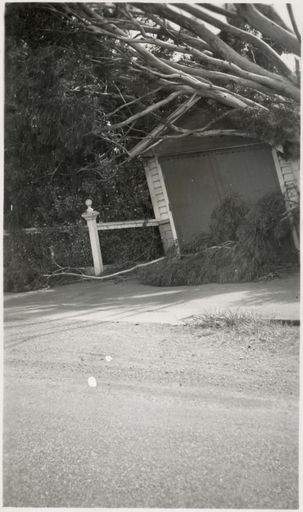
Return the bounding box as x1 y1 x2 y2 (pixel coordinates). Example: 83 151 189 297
3 319 299 508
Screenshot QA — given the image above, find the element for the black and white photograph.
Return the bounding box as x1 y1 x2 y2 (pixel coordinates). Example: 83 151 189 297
2 1 301 508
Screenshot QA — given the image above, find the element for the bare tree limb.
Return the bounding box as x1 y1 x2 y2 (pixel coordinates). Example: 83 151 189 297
177 3 297 82
164 108 242 137
286 4 301 44
106 87 163 118
138 129 258 156
157 128 256 141
135 4 294 80
44 257 167 281
236 4 300 55
46 2 300 159
128 94 200 158
133 62 256 109
158 60 271 109
254 4 292 31
143 10 212 52
60 3 300 99
163 59 299 102
107 91 182 130
201 4 239 20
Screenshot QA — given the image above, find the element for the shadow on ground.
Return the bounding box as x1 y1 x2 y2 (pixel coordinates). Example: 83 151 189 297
4 270 300 325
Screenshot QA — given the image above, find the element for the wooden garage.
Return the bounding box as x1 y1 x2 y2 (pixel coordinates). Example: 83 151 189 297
131 108 300 252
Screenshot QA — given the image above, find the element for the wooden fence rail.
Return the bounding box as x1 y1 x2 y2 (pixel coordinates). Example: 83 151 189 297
4 199 162 276
4 219 160 236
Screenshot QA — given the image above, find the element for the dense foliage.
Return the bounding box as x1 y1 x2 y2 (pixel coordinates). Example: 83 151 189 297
138 192 298 286
5 4 164 228
4 3 165 291
4 226 162 292
209 194 249 244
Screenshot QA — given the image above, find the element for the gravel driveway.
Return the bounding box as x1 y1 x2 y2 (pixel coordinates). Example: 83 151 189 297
3 316 299 508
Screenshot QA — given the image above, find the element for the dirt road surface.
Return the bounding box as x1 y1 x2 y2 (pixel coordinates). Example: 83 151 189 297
3 315 299 508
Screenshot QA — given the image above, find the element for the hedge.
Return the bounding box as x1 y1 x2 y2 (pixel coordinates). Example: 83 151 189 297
4 224 162 292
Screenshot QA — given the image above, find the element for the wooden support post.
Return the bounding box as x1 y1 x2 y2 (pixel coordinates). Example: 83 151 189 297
272 149 300 251
81 199 103 276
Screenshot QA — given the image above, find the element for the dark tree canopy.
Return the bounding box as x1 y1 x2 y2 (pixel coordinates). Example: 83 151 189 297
5 3 301 228
5 3 156 228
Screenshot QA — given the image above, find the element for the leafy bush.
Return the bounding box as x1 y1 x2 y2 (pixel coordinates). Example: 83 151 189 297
180 194 247 254
98 227 162 265
4 255 46 292
209 193 248 243
138 192 298 287
180 232 214 254
3 226 88 292
138 243 238 286
234 192 296 280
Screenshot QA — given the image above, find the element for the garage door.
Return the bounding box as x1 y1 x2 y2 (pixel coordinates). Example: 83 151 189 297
160 145 280 244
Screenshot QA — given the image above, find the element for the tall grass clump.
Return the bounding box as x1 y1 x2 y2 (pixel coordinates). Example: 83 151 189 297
186 310 298 350
189 310 265 330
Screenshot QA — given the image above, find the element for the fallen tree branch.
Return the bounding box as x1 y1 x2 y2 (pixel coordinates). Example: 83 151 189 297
165 108 241 136
201 4 239 20
286 4 301 44
106 86 163 117
107 91 182 129
141 129 257 156
128 93 199 158
136 3 292 81
178 3 296 82
163 59 298 102
236 4 300 55
44 256 167 281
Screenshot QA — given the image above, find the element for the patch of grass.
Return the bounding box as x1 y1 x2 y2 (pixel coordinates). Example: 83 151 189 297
189 310 262 330
187 310 299 352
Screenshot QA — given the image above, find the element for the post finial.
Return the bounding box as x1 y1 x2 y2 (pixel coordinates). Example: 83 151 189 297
85 198 93 212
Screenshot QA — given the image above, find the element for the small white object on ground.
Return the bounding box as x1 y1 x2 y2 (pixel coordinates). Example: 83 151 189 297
105 355 113 362
88 376 97 387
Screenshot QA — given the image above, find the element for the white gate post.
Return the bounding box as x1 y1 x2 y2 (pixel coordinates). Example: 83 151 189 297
82 199 103 276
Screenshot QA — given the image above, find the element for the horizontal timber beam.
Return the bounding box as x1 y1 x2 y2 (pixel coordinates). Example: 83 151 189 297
3 219 165 236
96 219 163 230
